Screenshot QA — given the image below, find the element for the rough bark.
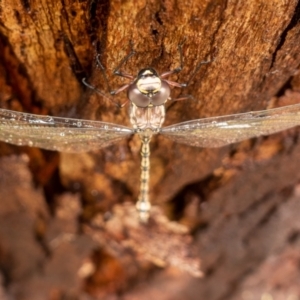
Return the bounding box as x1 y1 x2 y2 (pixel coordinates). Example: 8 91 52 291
1 0 300 299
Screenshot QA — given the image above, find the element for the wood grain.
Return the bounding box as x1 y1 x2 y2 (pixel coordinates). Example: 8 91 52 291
1 0 300 299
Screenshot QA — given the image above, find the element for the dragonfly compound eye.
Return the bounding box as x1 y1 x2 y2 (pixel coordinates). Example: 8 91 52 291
150 80 171 106
127 83 151 107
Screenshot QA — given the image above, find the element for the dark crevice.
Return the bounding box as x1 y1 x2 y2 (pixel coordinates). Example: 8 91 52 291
238 191 274 219
279 185 294 199
33 165 75 259
79 179 133 223
83 0 110 84
204 264 216 277
0 31 43 111
275 76 293 97
151 28 159 37
185 1 228 90
34 213 52 257
60 0 72 38
88 0 110 46
241 185 294 246
257 204 278 227
270 1 300 68
289 131 300 153
62 34 86 82
42 168 67 216
239 184 293 220
26 150 66 216
242 201 278 245
0 255 14 288
70 10 77 17
205 0 228 58
20 0 31 13
171 173 222 220
219 268 255 300
287 230 300 244
13 10 22 25
154 11 163 25
202 254 224 278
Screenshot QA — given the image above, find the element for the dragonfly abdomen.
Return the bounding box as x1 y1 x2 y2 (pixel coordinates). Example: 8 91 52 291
136 131 153 222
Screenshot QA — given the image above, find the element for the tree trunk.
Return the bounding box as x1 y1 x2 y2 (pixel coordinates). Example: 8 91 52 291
1 0 300 299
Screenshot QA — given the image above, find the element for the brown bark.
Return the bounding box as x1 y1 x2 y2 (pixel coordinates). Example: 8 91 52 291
1 0 300 299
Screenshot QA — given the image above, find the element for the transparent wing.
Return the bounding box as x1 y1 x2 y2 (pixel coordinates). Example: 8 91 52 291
161 103 300 148
0 108 134 152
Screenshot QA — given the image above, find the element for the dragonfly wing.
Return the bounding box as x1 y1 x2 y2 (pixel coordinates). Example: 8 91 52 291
0 108 134 152
161 103 300 148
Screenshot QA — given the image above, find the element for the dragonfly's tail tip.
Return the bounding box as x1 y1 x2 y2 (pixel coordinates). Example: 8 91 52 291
136 200 151 223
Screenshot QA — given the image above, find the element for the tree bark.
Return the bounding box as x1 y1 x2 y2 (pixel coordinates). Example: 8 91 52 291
1 0 300 299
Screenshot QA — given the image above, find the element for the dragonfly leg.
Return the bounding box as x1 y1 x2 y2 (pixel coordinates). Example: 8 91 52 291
96 53 134 94
84 43 136 108
113 41 136 79
183 59 212 87
160 40 185 79
167 59 212 89
164 60 212 105
161 40 213 88
82 78 128 108
166 60 212 104
83 43 136 108
169 94 195 102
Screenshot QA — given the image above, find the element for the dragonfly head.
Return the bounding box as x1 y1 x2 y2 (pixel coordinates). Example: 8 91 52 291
136 68 161 94
127 68 171 107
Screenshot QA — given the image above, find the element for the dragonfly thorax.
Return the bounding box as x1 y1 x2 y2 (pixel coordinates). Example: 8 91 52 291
127 68 171 108
129 102 166 131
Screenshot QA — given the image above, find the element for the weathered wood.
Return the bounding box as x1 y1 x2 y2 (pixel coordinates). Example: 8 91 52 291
1 0 300 299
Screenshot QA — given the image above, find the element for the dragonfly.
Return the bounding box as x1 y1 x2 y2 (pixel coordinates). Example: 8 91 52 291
1 44 300 222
